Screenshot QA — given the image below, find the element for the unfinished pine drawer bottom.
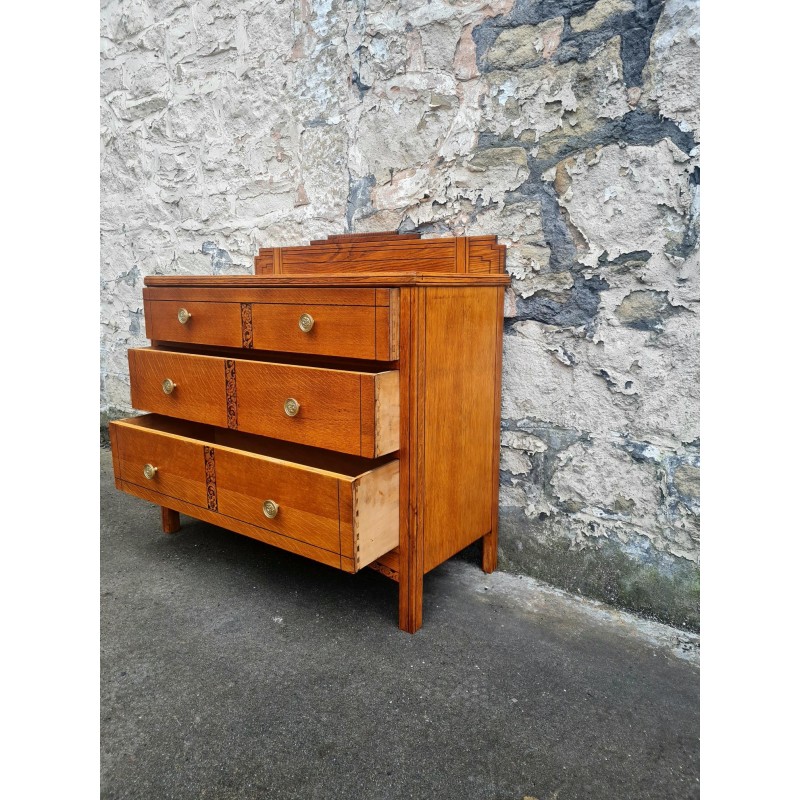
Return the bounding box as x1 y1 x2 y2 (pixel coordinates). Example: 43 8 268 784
109 414 399 573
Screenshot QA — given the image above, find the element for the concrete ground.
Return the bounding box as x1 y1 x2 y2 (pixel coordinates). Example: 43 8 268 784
101 448 699 800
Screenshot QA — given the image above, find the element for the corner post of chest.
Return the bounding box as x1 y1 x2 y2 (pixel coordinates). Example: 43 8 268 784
397 286 424 633
482 285 505 574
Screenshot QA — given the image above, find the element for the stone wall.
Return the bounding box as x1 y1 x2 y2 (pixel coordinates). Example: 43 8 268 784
100 0 700 628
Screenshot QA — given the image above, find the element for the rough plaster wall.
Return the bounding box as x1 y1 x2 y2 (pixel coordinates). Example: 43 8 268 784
100 0 700 628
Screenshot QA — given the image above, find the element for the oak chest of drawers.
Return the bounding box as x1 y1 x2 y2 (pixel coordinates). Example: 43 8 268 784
109 231 510 632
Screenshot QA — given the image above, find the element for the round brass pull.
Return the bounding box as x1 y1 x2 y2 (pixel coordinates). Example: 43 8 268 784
177 308 191 324
262 499 279 519
162 378 177 395
143 464 158 480
298 313 314 333
284 398 300 417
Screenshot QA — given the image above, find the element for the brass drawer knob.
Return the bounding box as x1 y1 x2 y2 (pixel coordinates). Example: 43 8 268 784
143 464 158 480
298 313 314 333
162 378 177 395
262 499 279 519
284 398 300 417
177 308 192 324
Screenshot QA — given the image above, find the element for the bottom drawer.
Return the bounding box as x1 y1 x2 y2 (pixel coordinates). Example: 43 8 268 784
109 414 399 572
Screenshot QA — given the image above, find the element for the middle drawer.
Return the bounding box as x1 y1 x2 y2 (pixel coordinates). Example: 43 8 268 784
128 348 399 458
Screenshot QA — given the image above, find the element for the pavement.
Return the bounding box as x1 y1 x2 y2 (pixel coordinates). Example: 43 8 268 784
101 447 699 800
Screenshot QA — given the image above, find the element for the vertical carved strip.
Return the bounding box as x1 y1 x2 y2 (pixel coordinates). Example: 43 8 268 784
240 303 254 348
203 446 218 512
224 359 238 429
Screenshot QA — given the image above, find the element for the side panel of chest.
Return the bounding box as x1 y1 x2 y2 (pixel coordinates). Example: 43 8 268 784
418 285 505 573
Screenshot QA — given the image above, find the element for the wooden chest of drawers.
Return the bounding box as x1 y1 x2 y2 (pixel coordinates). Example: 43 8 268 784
110 231 509 632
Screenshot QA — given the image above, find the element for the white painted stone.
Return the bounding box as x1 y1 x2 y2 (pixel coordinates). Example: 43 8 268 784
483 36 628 147
642 0 700 134
547 140 695 267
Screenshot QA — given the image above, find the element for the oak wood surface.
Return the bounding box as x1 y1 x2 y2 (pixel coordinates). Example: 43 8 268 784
128 348 399 457
374 370 400 458
353 460 401 570
118 230 509 632
110 415 400 567
146 300 245 348
421 286 499 573
213 445 343 553
161 507 181 533
250 303 387 361
148 343 398 374
397 286 424 633
129 348 229 429
253 235 505 276
483 285 505 574
143 287 389 306
117 478 346 571
145 273 510 288
116 414 395 476
111 420 208 507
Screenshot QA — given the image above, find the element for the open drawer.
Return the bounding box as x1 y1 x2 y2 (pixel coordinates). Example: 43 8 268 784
128 347 399 458
108 414 399 573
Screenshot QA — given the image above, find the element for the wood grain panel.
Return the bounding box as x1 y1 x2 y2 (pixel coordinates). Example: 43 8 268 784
110 421 207 507
113 414 394 477
129 350 398 457
111 415 400 570
421 286 499 572
146 274 511 288
483 286 505 574
251 235 506 276
213 447 342 553
375 288 400 360
234 360 363 455
144 287 384 306
146 300 244 347
375 371 400 457
398 286 424 633
251 303 386 360
116 478 345 571
353 460 400 569
129 349 228 427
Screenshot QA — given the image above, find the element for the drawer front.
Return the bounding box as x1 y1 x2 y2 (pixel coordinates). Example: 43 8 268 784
143 289 398 359
251 303 382 360
109 416 400 565
147 300 246 348
112 422 208 507
234 360 363 454
129 349 229 429
128 349 399 457
213 447 341 552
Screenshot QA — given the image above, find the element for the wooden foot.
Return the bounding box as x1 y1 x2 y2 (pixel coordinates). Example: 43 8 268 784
398 531 423 633
398 568 423 633
482 529 497 574
160 507 181 534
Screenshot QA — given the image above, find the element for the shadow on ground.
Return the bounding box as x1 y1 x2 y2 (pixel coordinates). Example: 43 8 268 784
101 449 699 800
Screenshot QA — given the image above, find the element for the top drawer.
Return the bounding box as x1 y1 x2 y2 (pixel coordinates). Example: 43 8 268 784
144 287 399 361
